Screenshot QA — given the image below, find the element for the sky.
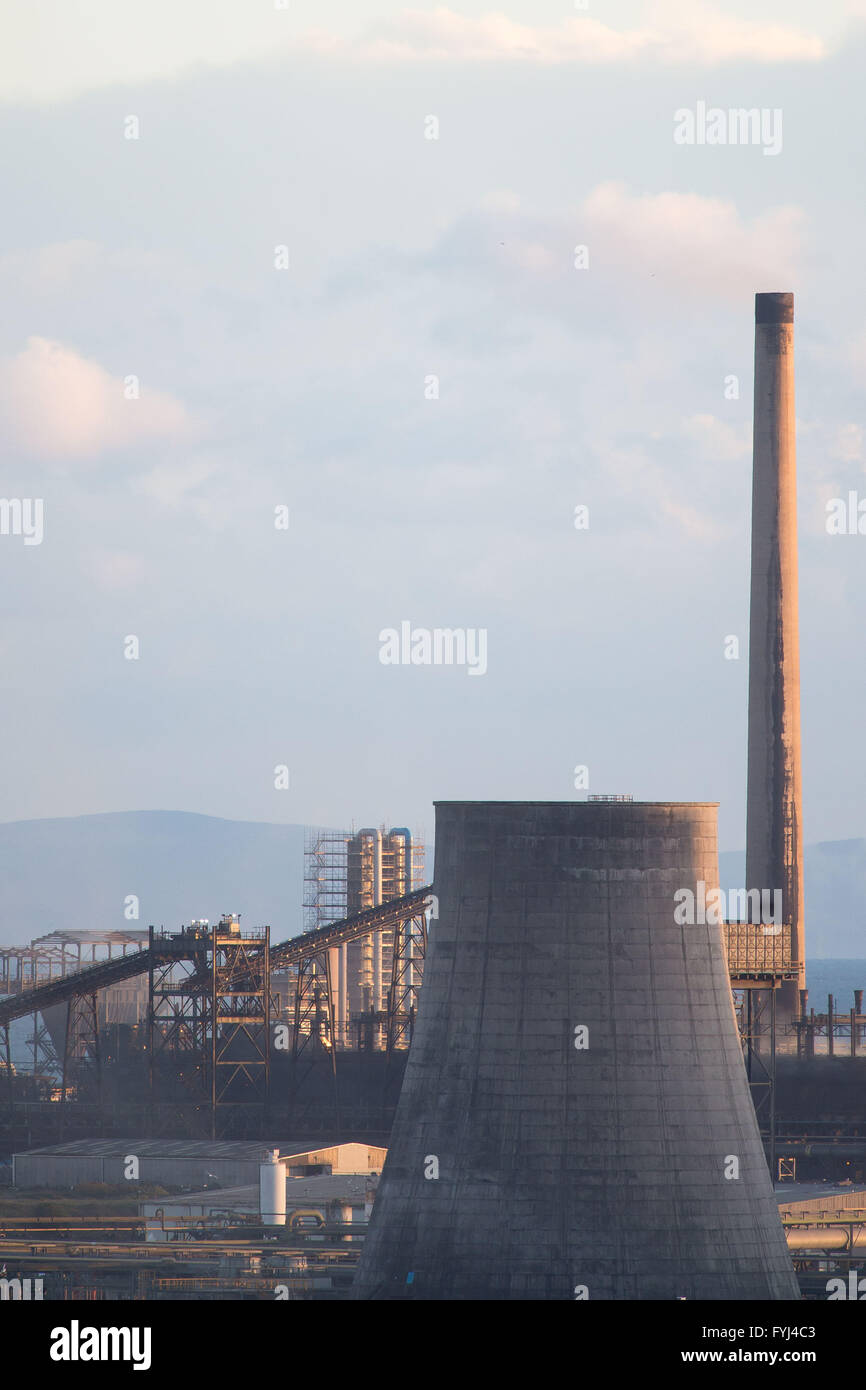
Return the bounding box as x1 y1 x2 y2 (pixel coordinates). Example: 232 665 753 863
1 0 865 855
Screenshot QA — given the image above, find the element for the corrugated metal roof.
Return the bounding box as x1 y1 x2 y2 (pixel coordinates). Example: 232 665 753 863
776 1182 866 1207
15 1139 319 1160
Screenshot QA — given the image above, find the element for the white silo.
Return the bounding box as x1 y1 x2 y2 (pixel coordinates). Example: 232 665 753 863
259 1149 286 1226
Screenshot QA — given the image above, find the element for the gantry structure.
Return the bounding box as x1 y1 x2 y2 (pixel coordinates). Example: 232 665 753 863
0 894 431 1134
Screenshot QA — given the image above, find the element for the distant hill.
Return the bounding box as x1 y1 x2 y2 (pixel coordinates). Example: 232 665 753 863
0 810 311 948
0 811 862 957
720 842 866 958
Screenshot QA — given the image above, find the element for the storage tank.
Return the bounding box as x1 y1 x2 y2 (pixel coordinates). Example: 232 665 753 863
350 801 799 1300
259 1149 286 1226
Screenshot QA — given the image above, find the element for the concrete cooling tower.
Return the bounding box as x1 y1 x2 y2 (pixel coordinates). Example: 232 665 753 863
350 801 799 1300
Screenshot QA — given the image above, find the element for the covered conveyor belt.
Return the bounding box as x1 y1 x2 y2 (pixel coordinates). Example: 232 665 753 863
0 887 433 1028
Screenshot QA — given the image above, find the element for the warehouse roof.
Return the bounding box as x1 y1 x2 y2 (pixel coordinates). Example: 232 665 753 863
776 1182 866 1208
15 1139 317 1160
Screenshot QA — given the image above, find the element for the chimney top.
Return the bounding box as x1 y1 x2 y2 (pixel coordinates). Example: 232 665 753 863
756 291 794 324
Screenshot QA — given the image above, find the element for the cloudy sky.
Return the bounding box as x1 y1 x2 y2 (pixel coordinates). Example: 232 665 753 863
1 0 865 855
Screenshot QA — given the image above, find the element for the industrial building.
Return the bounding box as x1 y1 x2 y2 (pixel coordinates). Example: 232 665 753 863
11 1139 386 1190
1 1139 383 1300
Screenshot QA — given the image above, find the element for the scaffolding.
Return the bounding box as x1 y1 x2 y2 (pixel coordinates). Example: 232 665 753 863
304 826 425 1051
303 830 349 931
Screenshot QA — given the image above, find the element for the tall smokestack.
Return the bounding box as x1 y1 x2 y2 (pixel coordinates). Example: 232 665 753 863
746 291 804 1022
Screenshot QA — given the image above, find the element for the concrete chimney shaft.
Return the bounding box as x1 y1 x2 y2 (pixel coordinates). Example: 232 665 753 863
746 291 805 1020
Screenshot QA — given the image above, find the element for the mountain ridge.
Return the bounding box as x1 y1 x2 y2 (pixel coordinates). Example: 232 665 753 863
0 811 862 956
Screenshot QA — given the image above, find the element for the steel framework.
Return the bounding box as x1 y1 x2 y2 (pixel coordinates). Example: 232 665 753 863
794 992 866 1058
212 918 270 1117
385 904 428 1055
62 992 101 1101
148 925 210 1111
725 921 799 1175
146 918 270 1136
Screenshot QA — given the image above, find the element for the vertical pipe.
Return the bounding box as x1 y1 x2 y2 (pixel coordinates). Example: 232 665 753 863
373 830 383 1014
745 291 804 1025
147 924 155 1136
2 1023 12 1115
210 923 217 1140
769 988 776 1179
263 926 270 1115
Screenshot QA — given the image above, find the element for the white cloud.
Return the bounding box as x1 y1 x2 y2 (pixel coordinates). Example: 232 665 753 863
85 550 147 589
580 182 805 296
788 418 866 533
659 497 724 541
0 242 165 295
501 240 559 274
0 1 826 101
843 329 866 385
131 458 219 509
681 413 751 461
414 184 805 312
833 423 864 463
322 4 825 67
0 337 195 462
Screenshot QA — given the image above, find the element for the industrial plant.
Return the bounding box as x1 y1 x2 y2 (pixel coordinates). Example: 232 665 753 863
2 294 866 1301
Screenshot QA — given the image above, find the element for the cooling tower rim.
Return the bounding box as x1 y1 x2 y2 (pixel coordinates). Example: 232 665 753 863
432 800 720 807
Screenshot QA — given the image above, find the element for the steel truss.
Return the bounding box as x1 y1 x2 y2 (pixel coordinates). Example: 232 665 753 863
385 906 428 1056
148 919 270 1137
212 922 270 1114
734 983 777 1176
62 992 101 1101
